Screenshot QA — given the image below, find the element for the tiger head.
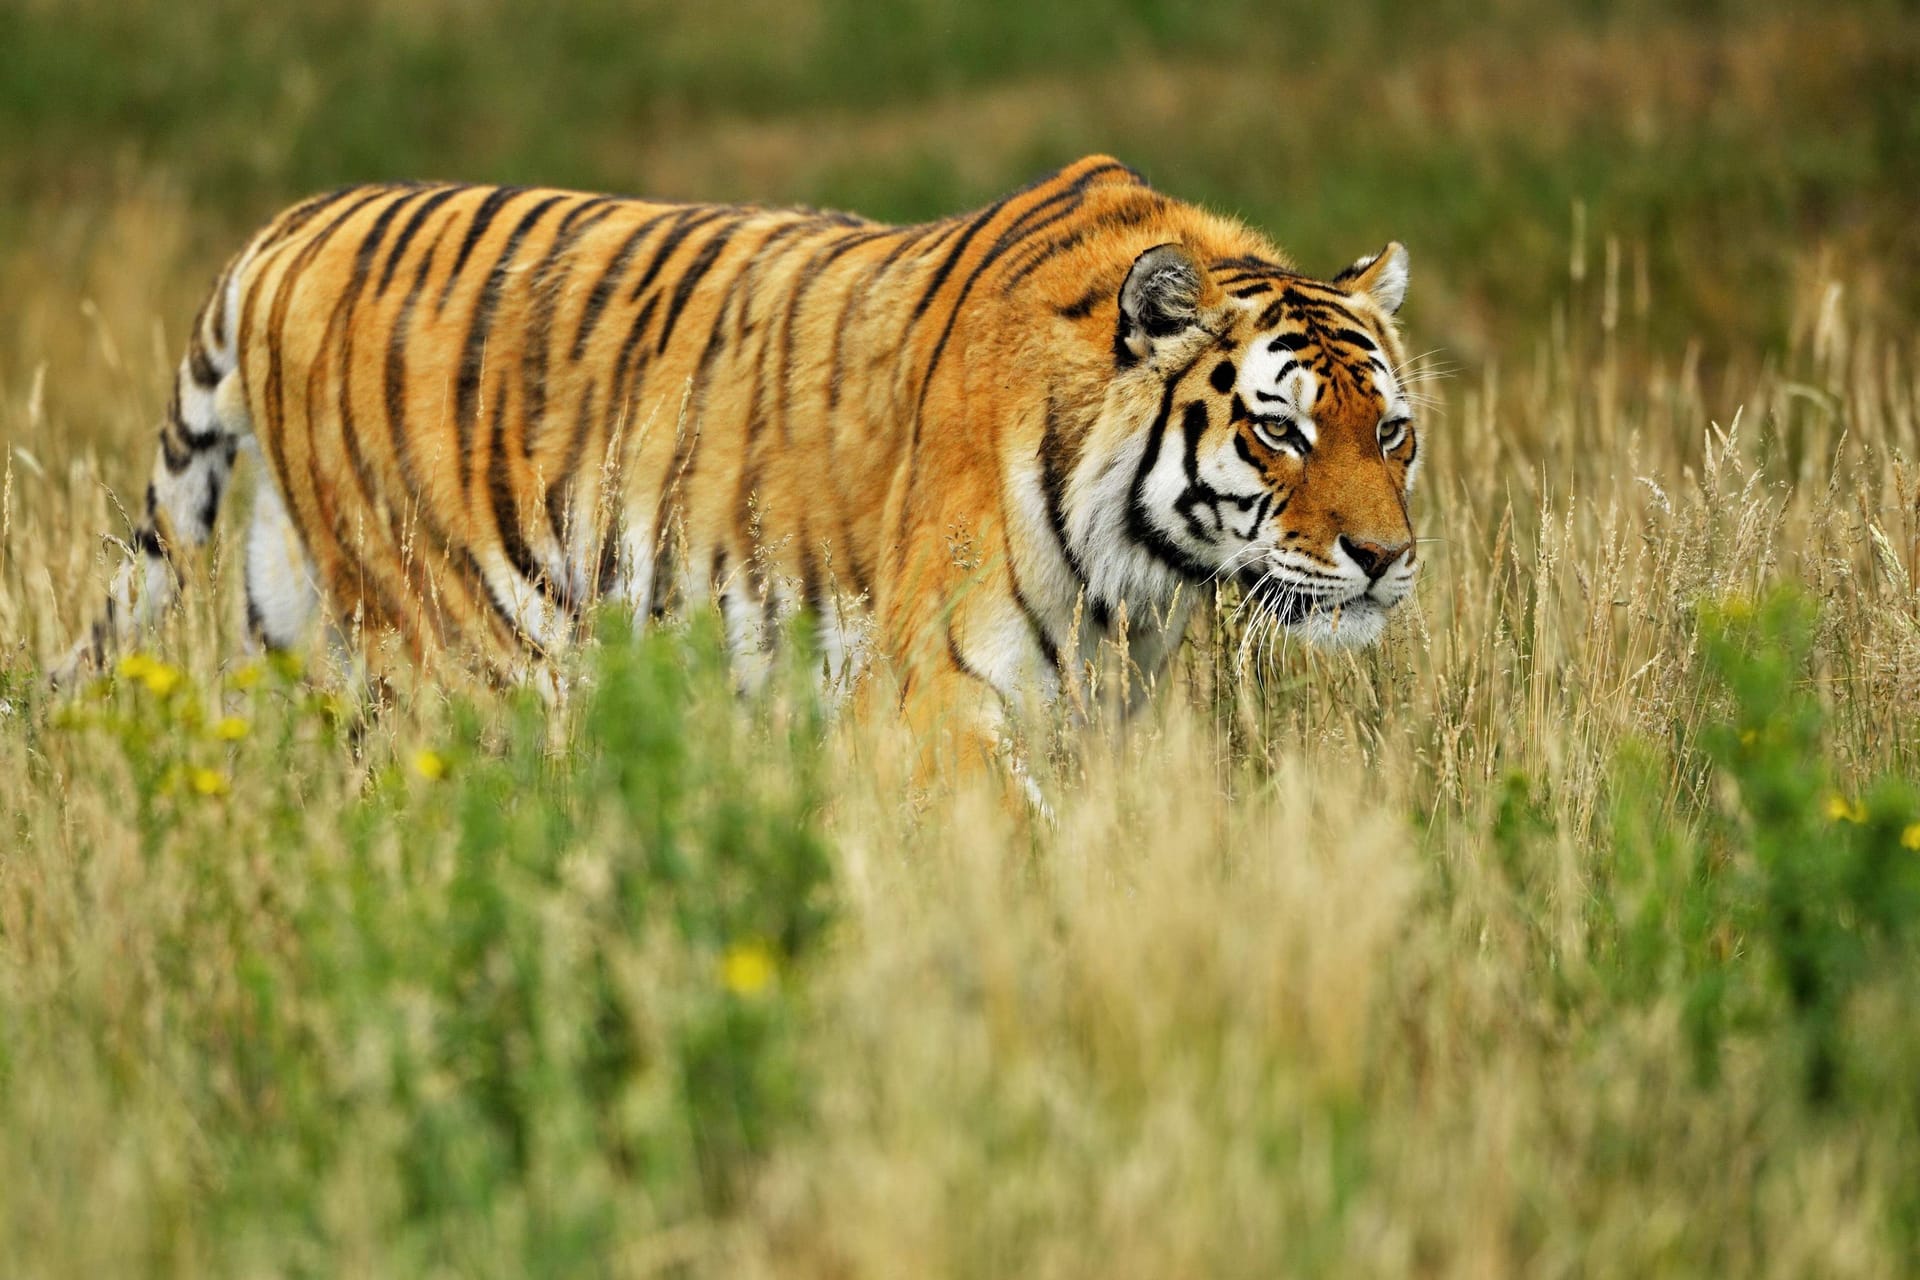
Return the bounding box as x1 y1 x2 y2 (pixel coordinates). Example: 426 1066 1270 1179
1111 240 1419 649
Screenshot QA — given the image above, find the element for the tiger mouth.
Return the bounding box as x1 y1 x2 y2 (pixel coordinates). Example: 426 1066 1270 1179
1235 569 1385 627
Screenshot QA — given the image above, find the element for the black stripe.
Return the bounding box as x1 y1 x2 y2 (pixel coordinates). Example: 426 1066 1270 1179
1038 395 1101 622
208 259 237 347
455 194 568 496
1212 256 1289 275
376 185 465 297
437 186 529 313
1182 400 1210 473
335 189 432 493
260 187 395 488
244 577 267 645
753 220 841 443
655 217 744 354
667 243 764 541
1246 490 1275 540
824 249 882 413
627 206 732 303
1215 269 1296 288
798 521 825 627
606 291 661 428
299 187 424 650
132 519 167 560
731 316 776 561
556 194 617 235
1171 399 1231 544
522 195 616 456
1125 372 1213 581
1056 284 1105 319
997 194 1164 295
331 227 438 645
946 622 991 688
571 207 680 359
486 370 544 592
783 226 898 414
384 216 455 501
258 185 362 252
907 198 1009 322
838 504 873 601
912 162 1141 327
920 188 1164 425
594 508 622 601
726 217 818 339
789 226 894 302
544 379 598 565
647 508 680 620
871 218 954 280
716 221 824 563
963 186 1103 294
383 217 521 652
186 333 218 387
169 386 221 454
347 186 430 303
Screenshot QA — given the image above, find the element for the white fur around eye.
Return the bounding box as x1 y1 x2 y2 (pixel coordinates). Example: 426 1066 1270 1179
1236 344 1320 450
1253 416 1307 455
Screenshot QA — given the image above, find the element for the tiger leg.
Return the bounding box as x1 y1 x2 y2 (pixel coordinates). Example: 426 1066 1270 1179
888 552 1059 815
242 447 319 653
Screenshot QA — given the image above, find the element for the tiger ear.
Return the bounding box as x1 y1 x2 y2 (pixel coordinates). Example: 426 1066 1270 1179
1117 242 1213 364
1333 241 1409 316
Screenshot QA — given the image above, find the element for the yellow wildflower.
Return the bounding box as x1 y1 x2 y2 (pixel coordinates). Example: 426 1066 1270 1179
188 767 229 798
1901 824 1920 852
411 749 450 781
120 653 183 696
228 660 265 690
1824 794 1866 824
720 941 776 997
212 715 250 741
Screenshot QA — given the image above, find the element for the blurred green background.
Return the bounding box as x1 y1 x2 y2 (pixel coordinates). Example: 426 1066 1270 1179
3 0 1915 364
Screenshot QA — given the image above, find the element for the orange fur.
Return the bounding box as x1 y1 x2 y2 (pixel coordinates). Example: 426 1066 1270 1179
61 157 1421 768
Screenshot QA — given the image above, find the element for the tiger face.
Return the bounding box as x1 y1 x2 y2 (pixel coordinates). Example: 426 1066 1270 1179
1113 240 1418 649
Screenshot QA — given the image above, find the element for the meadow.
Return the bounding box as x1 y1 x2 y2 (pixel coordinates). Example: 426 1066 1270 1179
3 1 1919 1273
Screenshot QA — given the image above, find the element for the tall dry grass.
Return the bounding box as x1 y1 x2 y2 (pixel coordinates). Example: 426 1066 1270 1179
2 178 1918 1275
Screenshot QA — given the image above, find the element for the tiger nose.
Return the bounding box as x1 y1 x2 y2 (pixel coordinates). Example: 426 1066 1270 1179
1339 535 1410 581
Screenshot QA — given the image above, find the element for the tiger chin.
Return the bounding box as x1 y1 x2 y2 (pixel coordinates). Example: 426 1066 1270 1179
55 155 1419 776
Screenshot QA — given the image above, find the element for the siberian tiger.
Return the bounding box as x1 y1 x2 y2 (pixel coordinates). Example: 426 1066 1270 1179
58 155 1419 759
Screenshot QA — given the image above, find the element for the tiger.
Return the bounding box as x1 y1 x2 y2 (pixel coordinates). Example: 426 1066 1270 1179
56 154 1420 762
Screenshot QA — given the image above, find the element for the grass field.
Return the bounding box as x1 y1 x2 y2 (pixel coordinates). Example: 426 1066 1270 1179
4 1 1920 1274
